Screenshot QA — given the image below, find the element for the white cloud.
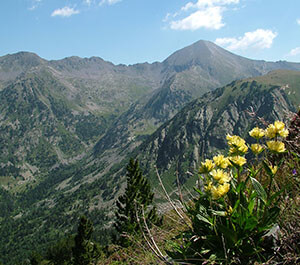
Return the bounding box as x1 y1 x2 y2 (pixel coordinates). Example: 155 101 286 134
289 47 300 56
297 18 300 25
99 0 122 6
163 13 171 23
28 0 42 11
84 0 92 6
166 0 239 31
182 0 239 11
215 29 277 50
171 7 224 30
51 6 80 17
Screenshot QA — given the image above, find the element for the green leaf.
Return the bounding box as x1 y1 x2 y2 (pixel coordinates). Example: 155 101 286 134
244 216 258 231
262 160 273 177
233 199 240 212
196 214 213 226
250 177 267 204
291 151 300 162
218 223 237 246
210 210 227 216
248 197 255 214
193 187 204 196
236 181 246 193
200 249 211 255
248 166 261 178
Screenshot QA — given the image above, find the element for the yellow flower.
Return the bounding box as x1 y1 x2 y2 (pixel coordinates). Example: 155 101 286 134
249 127 265 139
227 135 248 155
211 183 230 200
270 165 278 175
265 121 288 138
279 129 289 138
218 183 230 195
274 121 285 131
226 135 245 146
240 144 248 153
213 155 231 169
229 156 247 167
211 186 219 200
226 206 233 216
219 174 231 185
265 124 276 138
251 143 264 155
267 141 286 153
205 181 213 191
210 169 231 184
199 159 215 174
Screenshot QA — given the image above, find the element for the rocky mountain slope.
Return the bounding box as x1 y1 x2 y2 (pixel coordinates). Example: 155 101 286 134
93 41 300 158
1 40 300 264
136 70 300 186
3 70 298 265
4 40 300 192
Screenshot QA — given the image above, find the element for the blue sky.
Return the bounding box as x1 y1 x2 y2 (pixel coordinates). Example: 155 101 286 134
1 0 300 65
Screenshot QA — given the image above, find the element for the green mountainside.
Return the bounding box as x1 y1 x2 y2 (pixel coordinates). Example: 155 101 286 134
0 40 300 264
92 41 300 158
136 70 300 187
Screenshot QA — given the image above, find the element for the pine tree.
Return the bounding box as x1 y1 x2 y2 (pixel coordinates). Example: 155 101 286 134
46 236 74 265
72 216 101 265
29 252 42 265
114 158 160 246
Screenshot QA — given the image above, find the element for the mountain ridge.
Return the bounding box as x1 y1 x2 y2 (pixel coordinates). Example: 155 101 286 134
1 41 300 264
136 70 300 185
1 40 300 192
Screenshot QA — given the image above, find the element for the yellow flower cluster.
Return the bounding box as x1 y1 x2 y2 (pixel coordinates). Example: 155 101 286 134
265 121 289 139
229 155 247 167
210 183 230 200
205 181 213 192
199 120 288 201
251 143 264 155
249 127 265 139
248 121 288 155
204 165 232 200
210 169 231 184
199 159 215 174
226 135 248 155
213 155 231 169
266 141 286 153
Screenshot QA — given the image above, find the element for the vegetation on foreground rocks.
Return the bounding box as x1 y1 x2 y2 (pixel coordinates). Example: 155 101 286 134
163 115 300 264
102 114 299 265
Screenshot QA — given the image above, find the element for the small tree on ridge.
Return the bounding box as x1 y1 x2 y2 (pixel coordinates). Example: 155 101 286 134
114 158 160 246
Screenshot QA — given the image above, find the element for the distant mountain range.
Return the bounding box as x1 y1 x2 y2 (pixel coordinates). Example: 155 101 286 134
0 40 300 264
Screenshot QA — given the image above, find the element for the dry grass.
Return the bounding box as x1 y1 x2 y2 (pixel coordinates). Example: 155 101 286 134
97 210 188 265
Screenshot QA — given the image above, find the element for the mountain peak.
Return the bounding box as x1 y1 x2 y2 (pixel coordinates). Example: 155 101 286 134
161 39 248 73
0 52 46 82
163 40 215 66
0 51 45 66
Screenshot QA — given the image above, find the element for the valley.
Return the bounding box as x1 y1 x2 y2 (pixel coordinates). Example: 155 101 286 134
0 40 300 264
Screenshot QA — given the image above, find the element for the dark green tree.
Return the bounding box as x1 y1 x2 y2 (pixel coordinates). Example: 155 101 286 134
29 252 42 265
114 158 160 246
46 236 75 265
72 216 101 265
